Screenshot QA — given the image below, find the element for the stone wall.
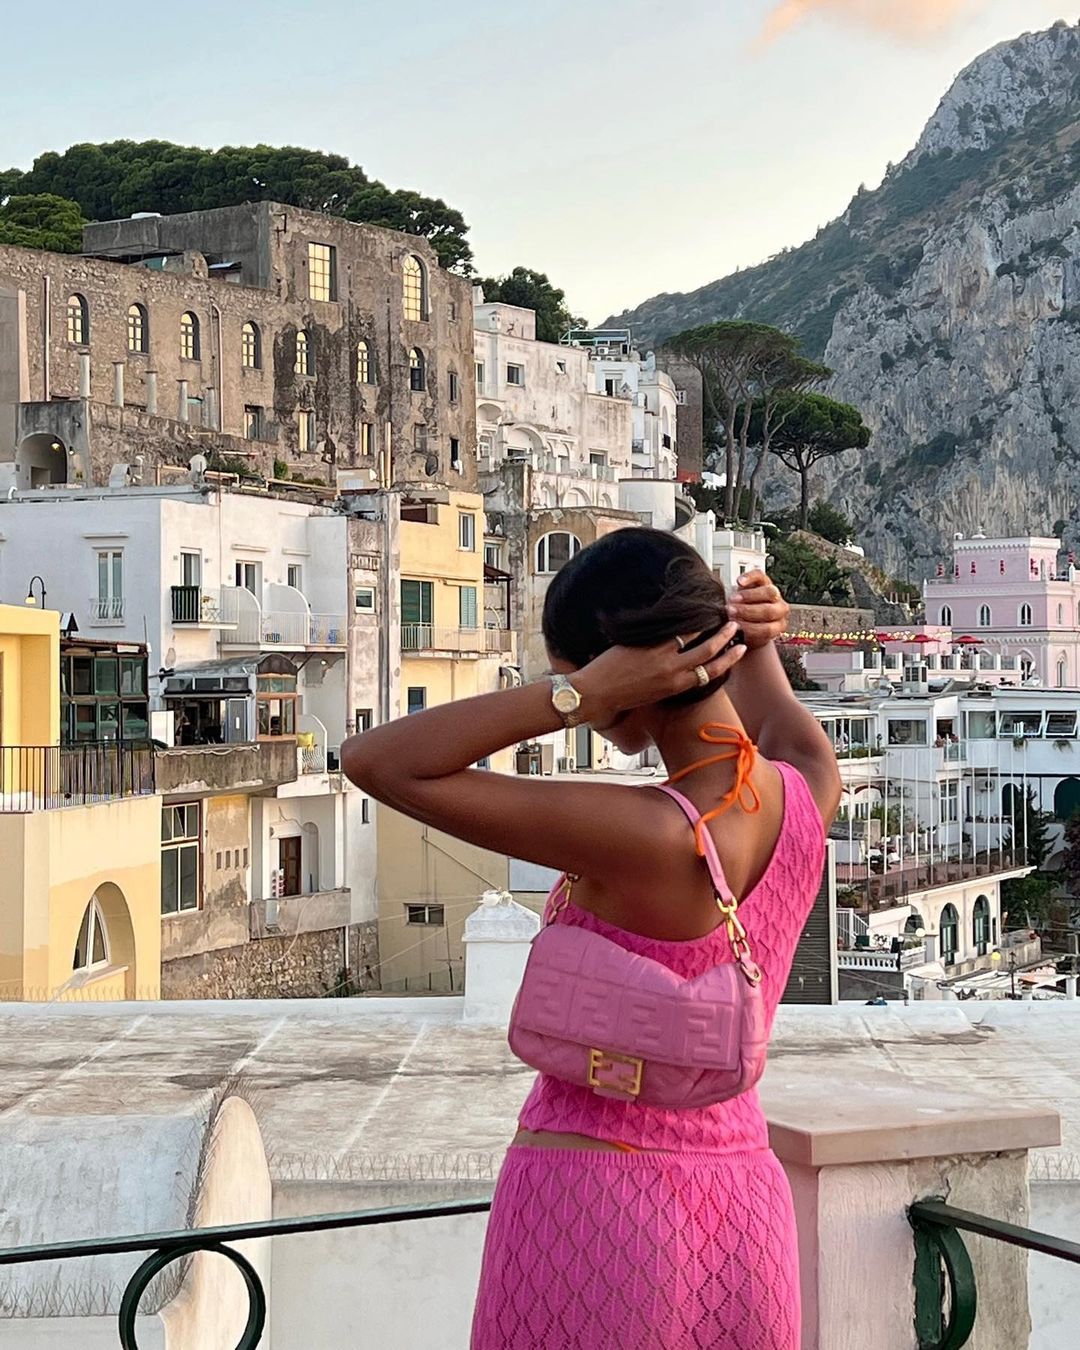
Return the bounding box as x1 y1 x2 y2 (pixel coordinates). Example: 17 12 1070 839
161 919 379 999
656 354 704 478
0 199 475 488
787 602 876 636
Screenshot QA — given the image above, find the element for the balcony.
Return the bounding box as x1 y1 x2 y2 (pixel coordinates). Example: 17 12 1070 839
170 585 237 628
218 586 346 651
837 849 1031 910
402 625 514 656
0 742 155 811
155 740 297 797
86 595 124 627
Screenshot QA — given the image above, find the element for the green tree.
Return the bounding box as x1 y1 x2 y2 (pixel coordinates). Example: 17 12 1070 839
767 533 850 606
807 499 854 545
1004 785 1054 870
478 268 584 344
667 321 817 522
1062 812 1080 900
765 393 872 529
0 194 85 252
1000 874 1056 931
3 140 473 271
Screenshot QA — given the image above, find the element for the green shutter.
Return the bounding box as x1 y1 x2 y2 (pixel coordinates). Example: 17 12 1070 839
459 586 477 630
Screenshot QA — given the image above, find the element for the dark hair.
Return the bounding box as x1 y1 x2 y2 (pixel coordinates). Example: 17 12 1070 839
542 528 729 706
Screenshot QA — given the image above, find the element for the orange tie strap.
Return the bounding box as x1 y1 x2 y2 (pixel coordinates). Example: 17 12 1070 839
665 723 761 860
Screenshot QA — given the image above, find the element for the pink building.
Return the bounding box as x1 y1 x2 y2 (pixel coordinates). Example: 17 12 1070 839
923 534 1080 688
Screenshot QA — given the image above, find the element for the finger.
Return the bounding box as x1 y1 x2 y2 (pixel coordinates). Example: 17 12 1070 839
731 601 788 625
698 641 747 683
736 569 768 589
729 587 782 610
678 621 739 668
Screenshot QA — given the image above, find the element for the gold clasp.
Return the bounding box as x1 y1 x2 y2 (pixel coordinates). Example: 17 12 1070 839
587 1048 644 1097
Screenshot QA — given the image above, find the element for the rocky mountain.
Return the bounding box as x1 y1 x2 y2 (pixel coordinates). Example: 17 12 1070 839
609 20 1080 577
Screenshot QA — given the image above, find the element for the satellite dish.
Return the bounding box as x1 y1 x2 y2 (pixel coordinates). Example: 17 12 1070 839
424 454 440 478
189 454 208 479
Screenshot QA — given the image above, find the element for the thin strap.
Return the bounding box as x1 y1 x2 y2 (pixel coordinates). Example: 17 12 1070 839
652 783 735 902
664 723 760 858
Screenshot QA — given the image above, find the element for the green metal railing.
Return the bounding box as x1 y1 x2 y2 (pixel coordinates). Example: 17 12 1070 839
910 1197 1080 1349
0 1197 492 1349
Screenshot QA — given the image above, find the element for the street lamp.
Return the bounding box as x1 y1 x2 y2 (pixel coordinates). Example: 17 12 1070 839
24 575 46 608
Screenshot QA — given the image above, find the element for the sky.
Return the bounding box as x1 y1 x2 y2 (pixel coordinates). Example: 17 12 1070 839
1 0 1075 321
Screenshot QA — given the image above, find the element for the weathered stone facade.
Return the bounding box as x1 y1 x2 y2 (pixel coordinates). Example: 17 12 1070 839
656 354 704 479
161 919 379 999
0 201 475 490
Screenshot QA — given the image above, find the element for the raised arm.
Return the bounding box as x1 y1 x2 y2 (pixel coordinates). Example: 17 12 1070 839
726 570 841 825
340 623 748 880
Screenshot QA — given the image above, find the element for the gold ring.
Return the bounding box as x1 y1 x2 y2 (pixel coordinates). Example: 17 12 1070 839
694 664 709 687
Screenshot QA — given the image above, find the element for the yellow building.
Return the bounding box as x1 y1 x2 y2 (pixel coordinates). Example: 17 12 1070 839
378 489 519 989
0 604 162 1001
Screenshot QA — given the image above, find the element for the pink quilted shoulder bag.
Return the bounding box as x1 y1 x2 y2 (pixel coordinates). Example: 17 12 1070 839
508 777 768 1111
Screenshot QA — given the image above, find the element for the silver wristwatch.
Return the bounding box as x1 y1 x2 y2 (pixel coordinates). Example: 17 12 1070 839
550 674 585 728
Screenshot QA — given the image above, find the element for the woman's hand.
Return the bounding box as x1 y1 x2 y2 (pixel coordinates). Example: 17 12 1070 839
726 570 789 650
573 621 747 726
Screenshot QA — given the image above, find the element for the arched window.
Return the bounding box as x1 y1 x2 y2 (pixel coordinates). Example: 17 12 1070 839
972 896 990 954
1058 656 1069 688
1002 782 1023 820
536 531 582 574
940 903 959 966
1057 603 1064 626
294 329 312 377
180 312 200 361
978 604 991 627
1019 603 1032 626
126 303 148 354
403 254 427 321
1020 653 1035 680
356 339 371 384
66 293 89 346
73 897 109 972
241 321 261 369
939 605 952 626
409 347 426 392
1054 777 1080 821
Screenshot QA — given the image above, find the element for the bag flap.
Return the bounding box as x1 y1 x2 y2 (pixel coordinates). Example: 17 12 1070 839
514 925 759 1070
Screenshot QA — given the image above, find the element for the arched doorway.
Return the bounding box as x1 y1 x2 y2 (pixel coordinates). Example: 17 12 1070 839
972 896 990 955
1054 777 1080 821
904 911 924 935
16 432 69 489
940 903 959 966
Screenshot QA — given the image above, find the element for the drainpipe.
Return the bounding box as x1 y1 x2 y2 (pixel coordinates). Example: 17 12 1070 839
78 352 91 400
210 302 224 430
145 370 158 415
42 275 51 401
112 361 125 407
177 379 189 423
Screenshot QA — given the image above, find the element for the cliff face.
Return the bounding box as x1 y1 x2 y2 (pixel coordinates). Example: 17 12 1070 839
609 21 1080 575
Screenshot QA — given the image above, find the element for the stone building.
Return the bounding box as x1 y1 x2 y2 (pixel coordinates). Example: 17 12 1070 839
655 352 704 480
0 201 475 492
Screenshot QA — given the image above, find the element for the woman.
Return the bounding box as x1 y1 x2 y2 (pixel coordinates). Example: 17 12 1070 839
342 529 840 1349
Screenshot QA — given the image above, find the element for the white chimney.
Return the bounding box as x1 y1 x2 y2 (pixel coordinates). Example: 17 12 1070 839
462 889 540 1026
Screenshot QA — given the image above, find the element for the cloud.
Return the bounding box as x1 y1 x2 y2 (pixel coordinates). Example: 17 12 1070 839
759 0 983 45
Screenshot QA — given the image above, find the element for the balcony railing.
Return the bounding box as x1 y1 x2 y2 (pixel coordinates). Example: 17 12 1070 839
0 742 156 811
0 1197 493 1350
218 587 346 649
837 849 1029 910
170 585 231 626
910 1198 1080 1348
87 595 124 626
402 625 513 655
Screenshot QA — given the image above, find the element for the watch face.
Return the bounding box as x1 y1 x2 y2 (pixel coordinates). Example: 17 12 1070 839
553 684 580 713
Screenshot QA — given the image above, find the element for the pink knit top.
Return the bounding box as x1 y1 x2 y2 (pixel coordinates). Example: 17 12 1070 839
517 760 825 1152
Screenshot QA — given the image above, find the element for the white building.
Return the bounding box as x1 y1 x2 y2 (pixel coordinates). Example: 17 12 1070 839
0 479 380 995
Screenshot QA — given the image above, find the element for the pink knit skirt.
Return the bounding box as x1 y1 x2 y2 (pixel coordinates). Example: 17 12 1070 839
470 1145 800 1349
